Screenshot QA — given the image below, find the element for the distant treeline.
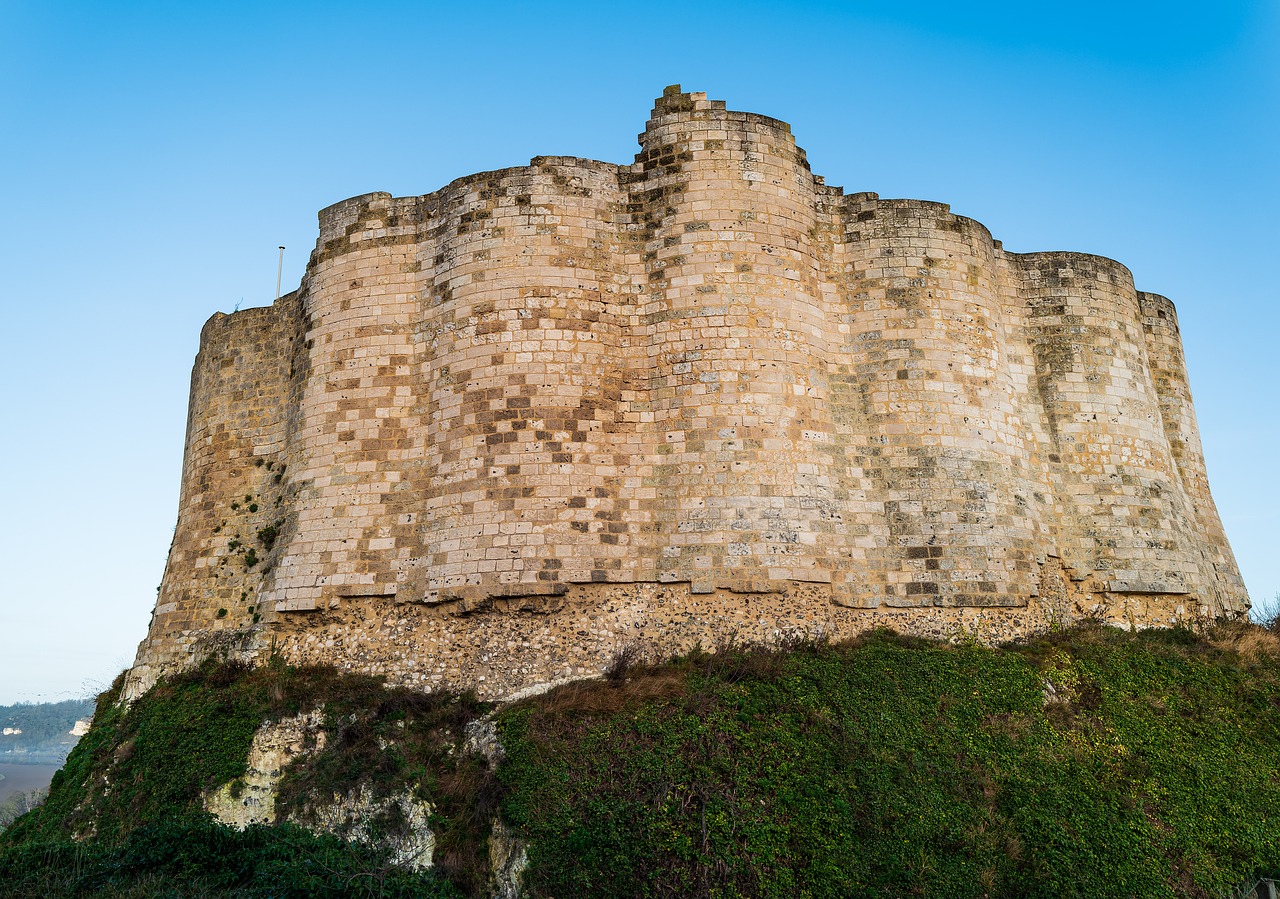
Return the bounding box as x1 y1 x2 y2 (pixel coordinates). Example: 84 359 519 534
0 699 95 764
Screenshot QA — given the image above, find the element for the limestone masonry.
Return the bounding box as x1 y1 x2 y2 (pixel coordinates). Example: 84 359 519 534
125 86 1248 700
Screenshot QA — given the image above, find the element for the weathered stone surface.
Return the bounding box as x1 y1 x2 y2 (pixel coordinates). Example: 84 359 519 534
205 710 326 828
205 711 436 871
489 818 528 899
308 784 436 873
124 86 1248 702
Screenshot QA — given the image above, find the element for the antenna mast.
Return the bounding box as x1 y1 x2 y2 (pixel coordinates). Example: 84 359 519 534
275 246 285 301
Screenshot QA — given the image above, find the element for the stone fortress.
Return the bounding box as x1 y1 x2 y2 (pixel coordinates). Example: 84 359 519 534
125 86 1249 700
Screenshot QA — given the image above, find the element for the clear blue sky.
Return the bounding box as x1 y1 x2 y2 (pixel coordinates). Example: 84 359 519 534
1 1 1275 704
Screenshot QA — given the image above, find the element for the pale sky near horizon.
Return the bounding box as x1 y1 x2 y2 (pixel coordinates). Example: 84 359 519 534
1 1 1276 704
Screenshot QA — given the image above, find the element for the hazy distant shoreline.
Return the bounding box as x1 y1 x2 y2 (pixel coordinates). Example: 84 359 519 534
0 764 60 801
0 754 74 765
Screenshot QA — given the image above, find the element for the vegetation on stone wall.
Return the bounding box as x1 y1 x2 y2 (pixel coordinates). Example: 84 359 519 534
4 623 1280 897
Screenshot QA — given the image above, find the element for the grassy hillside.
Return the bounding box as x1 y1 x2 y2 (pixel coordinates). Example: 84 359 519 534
3 623 1280 897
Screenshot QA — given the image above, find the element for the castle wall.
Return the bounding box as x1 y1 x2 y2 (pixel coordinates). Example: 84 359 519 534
1138 291 1248 613
834 198 1040 607
409 159 637 603
1016 253 1213 600
130 299 296 687
631 88 844 593
266 192 423 613
126 86 1248 701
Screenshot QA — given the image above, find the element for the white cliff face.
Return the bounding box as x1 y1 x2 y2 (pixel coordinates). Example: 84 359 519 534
203 710 436 871
489 818 529 899
467 715 529 898
309 785 436 872
69 720 91 737
205 709 327 828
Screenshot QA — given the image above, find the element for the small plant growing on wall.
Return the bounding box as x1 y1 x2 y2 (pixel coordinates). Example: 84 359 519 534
244 548 259 568
257 524 280 551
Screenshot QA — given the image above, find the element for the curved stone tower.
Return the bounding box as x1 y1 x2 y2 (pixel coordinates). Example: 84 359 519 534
125 86 1248 700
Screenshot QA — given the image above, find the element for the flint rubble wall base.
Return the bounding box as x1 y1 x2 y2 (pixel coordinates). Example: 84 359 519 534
267 570 1192 702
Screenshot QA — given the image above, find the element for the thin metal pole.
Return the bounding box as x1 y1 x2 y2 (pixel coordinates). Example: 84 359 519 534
275 246 285 301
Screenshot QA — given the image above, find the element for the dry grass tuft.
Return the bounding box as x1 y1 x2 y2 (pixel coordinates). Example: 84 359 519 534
533 665 690 719
603 642 644 685
1205 617 1280 662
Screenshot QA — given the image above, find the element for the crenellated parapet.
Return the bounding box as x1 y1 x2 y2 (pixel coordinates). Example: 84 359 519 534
125 86 1248 701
